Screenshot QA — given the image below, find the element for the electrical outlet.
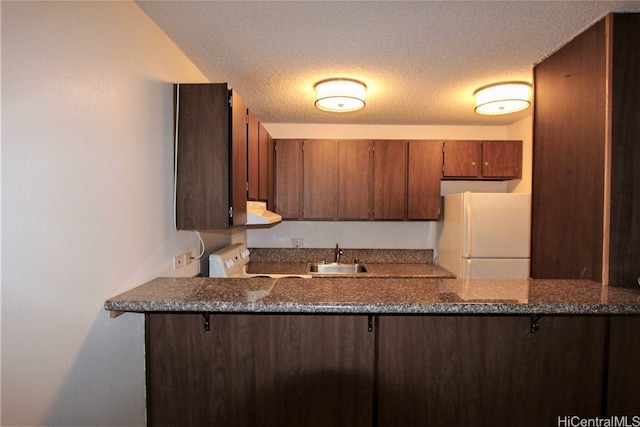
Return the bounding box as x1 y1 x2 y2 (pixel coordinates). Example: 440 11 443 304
291 238 304 248
173 254 185 270
174 252 194 270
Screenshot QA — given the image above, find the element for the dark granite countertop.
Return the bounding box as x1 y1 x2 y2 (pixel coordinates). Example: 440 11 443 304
104 276 640 315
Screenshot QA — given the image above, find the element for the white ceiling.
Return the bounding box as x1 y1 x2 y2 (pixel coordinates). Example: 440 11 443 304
136 1 640 126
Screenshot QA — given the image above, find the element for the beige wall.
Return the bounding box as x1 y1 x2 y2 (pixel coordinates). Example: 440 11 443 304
507 115 534 193
1 2 215 424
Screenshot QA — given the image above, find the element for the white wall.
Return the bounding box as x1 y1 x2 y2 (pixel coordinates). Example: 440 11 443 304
1 2 218 425
248 122 530 249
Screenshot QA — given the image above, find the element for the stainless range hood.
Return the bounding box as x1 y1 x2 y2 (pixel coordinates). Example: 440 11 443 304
246 201 282 225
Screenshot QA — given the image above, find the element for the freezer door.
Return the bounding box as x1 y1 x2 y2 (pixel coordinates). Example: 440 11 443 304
462 258 530 279
463 193 531 258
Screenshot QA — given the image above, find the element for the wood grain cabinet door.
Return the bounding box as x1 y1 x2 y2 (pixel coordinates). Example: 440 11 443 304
442 140 481 178
247 110 260 200
146 313 375 427
274 139 303 219
258 123 271 201
248 114 272 203
408 140 442 220
372 140 407 220
481 140 522 178
174 83 231 230
303 139 338 219
230 89 247 225
377 315 607 427
338 140 371 219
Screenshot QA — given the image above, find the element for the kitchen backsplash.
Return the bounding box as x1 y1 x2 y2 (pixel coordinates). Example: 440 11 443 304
249 248 434 264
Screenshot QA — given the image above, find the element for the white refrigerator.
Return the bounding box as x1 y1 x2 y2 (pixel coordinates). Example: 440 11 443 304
437 192 531 279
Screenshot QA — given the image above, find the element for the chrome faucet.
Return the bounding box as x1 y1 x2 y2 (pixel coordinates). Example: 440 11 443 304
334 242 344 264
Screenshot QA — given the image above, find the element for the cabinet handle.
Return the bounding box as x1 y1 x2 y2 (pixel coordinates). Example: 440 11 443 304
368 315 373 332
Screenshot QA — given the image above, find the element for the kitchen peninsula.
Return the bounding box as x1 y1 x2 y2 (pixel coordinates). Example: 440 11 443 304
105 277 640 427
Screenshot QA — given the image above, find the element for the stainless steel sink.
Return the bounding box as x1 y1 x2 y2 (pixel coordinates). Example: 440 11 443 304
306 262 369 274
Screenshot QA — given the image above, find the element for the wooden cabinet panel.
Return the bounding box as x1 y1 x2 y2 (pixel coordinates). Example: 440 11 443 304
338 140 371 219
267 134 275 210
248 114 272 203
608 14 640 288
175 83 244 230
442 140 481 178
443 140 522 179
377 315 607 427
303 140 338 219
258 123 270 201
146 313 375 427
532 13 640 287
372 140 407 220
274 139 303 219
408 140 442 220
606 316 640 416
230 90 248 225
482 140 522 178
531 18 606 281
247 110 260 200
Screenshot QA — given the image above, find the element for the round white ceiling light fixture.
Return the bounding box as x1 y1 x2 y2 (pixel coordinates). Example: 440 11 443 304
474 82 532 115
314 78 367 112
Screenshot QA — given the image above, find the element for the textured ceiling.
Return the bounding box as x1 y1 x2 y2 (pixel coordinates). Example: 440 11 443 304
136 1 640 126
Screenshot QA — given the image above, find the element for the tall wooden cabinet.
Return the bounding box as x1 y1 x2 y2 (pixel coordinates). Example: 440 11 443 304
531 13 640 288
174 83 247 230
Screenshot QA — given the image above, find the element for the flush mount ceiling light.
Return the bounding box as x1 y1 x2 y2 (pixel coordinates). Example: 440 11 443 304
474 82 532 115
314 78 366 112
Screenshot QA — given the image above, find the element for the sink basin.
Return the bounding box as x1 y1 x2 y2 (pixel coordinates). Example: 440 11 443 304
306 262 369 274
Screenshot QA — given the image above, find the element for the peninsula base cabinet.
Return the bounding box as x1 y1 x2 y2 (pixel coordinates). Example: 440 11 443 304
378 316 606 427
145 313 374 427
145 313 639 427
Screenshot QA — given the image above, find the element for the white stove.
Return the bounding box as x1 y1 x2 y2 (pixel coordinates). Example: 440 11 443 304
208 243 311 278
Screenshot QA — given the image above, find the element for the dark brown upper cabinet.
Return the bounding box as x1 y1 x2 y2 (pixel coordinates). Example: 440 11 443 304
247 110 260 200
531 13 640 288
338 140 372 220
174 83 247 230
372 140 407 220
442 140 522 179
247 112 273 204
303 139 339 219
273 139 303 219
275 139 371 220
408 140 443 220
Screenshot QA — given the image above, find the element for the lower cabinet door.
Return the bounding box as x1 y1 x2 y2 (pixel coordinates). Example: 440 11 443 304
376 315 607 427
146 313 375 427
606 316 640 416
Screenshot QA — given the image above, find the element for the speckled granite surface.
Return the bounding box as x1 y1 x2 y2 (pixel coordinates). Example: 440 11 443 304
248 248 434 264
105 277 640 315
246 262 454 278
